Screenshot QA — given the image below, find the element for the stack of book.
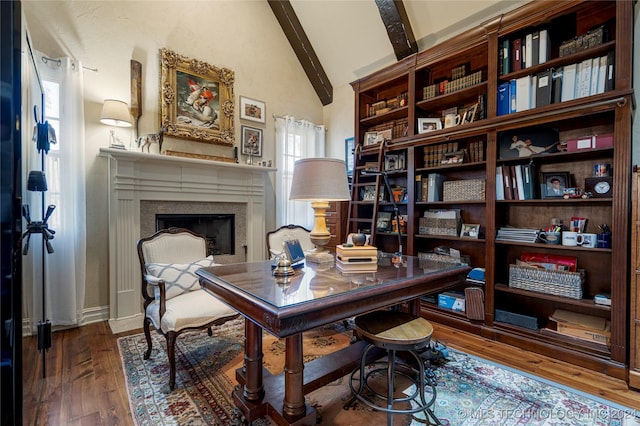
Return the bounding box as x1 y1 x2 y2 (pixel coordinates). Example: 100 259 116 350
496 227 540 243
335 244 378 273
547 309 611 347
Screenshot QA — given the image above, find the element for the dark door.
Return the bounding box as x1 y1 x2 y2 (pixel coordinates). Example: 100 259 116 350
1 1 23 424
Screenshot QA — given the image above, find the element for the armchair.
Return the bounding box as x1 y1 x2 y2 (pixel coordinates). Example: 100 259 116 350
266 224 315 260
137 227 238 390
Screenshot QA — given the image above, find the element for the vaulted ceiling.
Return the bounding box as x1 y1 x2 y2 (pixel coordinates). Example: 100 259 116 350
281 0 526 105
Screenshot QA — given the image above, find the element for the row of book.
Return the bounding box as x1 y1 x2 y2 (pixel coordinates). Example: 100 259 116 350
422 70 484 100
421 140 485 168
497 52 614 116
364 92 408 117
499 29 550 76
415 173 445 203
335 244 378 273
496 164 536 201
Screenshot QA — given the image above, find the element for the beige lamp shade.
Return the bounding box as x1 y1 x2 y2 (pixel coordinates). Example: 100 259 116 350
289 158 351 201
100 99 133 127
289 158 351 263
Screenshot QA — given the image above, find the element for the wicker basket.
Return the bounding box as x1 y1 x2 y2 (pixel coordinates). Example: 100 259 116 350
508 264 584 299
443 179 485 201
418 217 461 236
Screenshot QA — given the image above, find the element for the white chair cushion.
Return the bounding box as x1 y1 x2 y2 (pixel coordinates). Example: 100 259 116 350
146 256 215 299
146 288 236 333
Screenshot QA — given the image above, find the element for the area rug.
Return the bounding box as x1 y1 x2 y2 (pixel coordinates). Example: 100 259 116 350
118 319 638 426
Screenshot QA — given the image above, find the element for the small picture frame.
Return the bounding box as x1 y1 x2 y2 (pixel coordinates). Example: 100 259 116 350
541 172 571 199
284 239 305 264
463 103 478 124
241 125 263 156
364 131 378 146
418 118 442 134
376 128 392 144
239 96 266 123
361 185 377 201
460 223 480 239
441 150 466 165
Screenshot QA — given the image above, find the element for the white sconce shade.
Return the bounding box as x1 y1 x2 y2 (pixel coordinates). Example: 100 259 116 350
100 99 133 127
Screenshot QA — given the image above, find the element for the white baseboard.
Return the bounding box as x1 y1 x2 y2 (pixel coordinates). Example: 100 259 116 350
108 314 144 334
22 305 111 336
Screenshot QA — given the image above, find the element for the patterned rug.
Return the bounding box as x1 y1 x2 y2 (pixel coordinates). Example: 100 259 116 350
118 319 638 426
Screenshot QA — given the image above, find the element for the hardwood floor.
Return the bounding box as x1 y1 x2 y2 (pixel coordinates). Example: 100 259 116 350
22 321 640 425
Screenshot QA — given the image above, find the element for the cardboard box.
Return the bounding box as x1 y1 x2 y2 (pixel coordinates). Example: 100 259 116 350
438 291 465 312
566 133 613 151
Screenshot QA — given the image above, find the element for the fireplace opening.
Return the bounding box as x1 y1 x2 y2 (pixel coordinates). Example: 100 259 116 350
156 214 235 256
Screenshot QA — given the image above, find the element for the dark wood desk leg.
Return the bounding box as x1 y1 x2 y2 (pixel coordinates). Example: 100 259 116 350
283 334 306 417
243 318 264 402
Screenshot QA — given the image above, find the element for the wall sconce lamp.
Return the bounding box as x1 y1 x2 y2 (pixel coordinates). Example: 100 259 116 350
289 158 351 263
100 99 132 149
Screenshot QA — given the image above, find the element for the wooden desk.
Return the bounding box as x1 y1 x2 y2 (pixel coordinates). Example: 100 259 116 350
197 257 469 425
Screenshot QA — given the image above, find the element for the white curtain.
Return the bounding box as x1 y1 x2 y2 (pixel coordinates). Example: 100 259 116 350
274 116 325 228
22 51 86 331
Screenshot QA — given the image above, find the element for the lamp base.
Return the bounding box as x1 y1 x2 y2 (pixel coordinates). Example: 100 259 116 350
305 250 334 264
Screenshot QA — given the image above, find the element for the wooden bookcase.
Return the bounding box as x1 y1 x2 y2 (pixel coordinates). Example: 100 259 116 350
348 0 633 380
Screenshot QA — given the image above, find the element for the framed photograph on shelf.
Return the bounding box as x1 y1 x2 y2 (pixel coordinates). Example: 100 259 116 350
460 223 480 238
364 131 378 146
541 172 571 199
239 96 266 123
462 103 478 124
241 125 263 156
159 48 234 146
375 128 392 144
418 118 442 134
498 129 560 159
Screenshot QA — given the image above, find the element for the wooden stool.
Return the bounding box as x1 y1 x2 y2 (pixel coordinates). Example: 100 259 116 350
348 310 440 425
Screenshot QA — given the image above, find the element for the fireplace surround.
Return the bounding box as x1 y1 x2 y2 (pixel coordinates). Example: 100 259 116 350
100 148 274 332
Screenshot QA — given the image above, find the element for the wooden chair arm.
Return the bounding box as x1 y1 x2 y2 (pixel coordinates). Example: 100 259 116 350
143 274 167 318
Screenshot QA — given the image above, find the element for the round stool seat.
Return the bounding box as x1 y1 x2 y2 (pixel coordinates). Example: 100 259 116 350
355 310 433 350
348 310 441 425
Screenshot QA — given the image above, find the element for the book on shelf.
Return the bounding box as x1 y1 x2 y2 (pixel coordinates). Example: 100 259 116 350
495 166 505 201
496 227 540 243
427 173 445 202
561 62 577 102
605 50 615 91
336 258 378 273
538 29 549 64
531 30 540 67
535 68 552 108
511 37 521 72
524 32 533 68
551 67 563 104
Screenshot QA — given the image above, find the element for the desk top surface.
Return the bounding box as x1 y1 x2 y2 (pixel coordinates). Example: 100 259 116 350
197 256 468 309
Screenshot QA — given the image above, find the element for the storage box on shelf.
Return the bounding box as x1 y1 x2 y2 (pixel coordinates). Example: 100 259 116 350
348 0 632 380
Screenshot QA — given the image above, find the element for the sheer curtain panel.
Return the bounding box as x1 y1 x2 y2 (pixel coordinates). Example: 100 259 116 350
274 116 325 228
22 52 86 331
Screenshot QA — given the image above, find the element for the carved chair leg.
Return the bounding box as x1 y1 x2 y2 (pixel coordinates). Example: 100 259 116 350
167 332 177 390
208 327 213 336
143 317 153 360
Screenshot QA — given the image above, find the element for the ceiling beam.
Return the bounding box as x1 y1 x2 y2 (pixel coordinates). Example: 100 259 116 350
268 0 333 106
375 0 418 60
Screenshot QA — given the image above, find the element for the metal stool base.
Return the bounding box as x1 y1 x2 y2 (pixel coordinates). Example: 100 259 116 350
347 344 441 426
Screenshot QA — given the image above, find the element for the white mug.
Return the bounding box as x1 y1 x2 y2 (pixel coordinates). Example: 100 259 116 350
576 233 597 248
444 113 461 128
562 231 578 246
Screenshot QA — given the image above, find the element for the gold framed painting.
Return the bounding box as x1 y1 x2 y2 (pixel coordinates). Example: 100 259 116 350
160 48 235 146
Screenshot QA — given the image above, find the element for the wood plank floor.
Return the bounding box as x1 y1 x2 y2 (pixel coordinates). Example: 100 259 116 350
22 321 640 425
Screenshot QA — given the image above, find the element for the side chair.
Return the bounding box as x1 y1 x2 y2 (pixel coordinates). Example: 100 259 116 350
266 224 315 259
137 227 239 390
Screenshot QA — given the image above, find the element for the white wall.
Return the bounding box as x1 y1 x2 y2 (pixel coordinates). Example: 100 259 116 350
23 0 324 314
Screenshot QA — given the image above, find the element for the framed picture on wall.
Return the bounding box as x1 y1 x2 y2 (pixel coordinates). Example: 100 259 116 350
345 137 355 176
239 96 266 123
159 48 234 146
241 125 263 156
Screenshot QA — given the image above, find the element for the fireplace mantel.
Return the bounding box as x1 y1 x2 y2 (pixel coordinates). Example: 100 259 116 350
99 148 275 332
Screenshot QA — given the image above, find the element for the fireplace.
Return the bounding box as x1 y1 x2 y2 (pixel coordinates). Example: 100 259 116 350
156 213 235 256
101 147 274 332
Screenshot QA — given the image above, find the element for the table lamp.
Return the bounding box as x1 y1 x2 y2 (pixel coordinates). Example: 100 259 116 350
289 158 351 263
100 99 132 148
